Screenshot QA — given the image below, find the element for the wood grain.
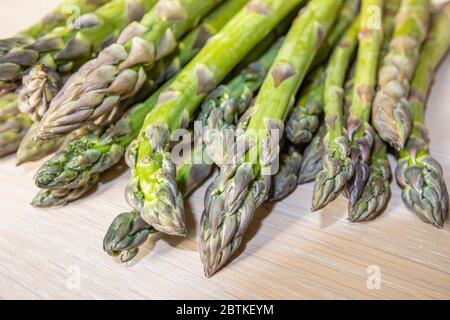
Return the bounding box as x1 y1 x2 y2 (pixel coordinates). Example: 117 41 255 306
0 0 449 300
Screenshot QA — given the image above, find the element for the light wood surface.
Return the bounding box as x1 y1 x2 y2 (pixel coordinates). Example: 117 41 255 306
0 0 449 300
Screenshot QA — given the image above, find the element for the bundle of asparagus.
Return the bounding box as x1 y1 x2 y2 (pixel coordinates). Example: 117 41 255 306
32 0 251 207
1 0 449 279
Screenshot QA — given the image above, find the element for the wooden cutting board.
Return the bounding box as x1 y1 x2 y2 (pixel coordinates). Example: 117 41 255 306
0 0 449 299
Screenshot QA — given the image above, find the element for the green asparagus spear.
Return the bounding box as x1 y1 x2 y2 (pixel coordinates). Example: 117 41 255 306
32 174 100 208
311 16 360 211
396 5 450 228
14 0 157 122
0 0 109 55
200 38 284 167
312 0 361 67
201 0 342 277
143 0 254 92
269 145 302 201
36 0 225 140
297 124 325 185
103 211 157 262
285 67 325 145
345 0 400 218
0 0 111 90
344 0 384 205
125 0 305 238
348 132 391 222
285 0 361 146
372 0 431 151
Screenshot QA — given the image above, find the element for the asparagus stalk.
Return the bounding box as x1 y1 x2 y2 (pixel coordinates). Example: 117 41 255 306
14 0 157 122
297 124 325 184
344 0 400 218
31 0 247 194
125 0 305 238
0 94 33 157
141 0 253 93
0 0 111 91
372 0 431 151
396 5 450 228
201 0 342 277
344 0 384 205
200 38 284 167
36 0 224 140
348 132 391 222
312 0 361 66
285 0 361 146
311 16 360 211
0 0 109 55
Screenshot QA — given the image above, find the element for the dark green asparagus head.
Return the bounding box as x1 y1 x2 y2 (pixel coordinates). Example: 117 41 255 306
345 120 375 205
285 68 325 145
269 147 302 201
312 135 354 211
396 145 449 228
34 129 125 190
32 174 99 208
297 125 325 185
103 211 156 263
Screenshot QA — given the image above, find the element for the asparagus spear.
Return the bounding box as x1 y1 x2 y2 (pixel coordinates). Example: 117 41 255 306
396 5 450 228
297 124 325 185
285 67 326 144
372 0 431 151
36 0 224 140
349 132 391 222
311 16 360 211
269 145 302 201
200 38 284 167
14 0 157 122
345 0 400 219
0 94 33 157
201 0 342 277
125 0 305 238
285 0 361 146
32 0 248 194
312 0 361 66
0 0 111 91
344 0 384 205
0 0 109 55
103 210 157 262
32 174 100 208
